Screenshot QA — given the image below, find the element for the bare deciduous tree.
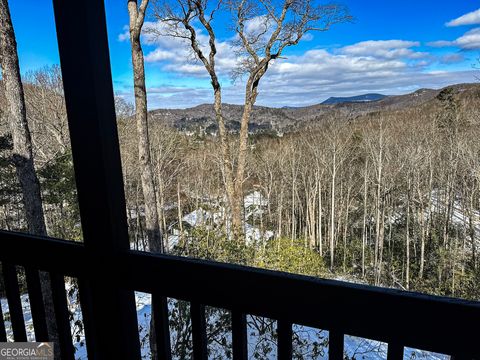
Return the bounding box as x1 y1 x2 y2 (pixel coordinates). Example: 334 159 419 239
128 0 164 253
0 0 59 356
151 0 351 240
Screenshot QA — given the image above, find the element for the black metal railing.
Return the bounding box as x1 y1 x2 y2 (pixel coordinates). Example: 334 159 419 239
0 0 479 359
1 230 480 359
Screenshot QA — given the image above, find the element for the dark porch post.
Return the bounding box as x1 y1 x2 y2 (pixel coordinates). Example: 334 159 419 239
52 0 141 358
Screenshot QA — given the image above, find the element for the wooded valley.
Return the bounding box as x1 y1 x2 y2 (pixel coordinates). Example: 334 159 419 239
1 66 479 301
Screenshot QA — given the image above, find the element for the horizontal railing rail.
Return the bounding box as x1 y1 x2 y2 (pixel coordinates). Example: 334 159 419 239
1 230 479 359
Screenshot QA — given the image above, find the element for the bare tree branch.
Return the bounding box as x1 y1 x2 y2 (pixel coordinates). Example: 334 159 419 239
150 0 351 240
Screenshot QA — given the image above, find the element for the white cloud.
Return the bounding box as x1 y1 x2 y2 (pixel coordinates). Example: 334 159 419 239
273 49 408 77
118 85 213 109
427 40 454 48
454 27 480 49
129 21 239 79
118 25 130 42
135 67 476 109
144 48 177 62
163 63 206 75
340 40 426 59
143 38 427 80
446 8 480 27
440 53 465 64
244 15 271 35
428 28 480 50
117 25 475 109
301 33 314 42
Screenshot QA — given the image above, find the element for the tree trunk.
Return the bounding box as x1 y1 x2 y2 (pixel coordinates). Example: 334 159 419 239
342 184 351 273
406 177 411 290
362 159 368 278
467 191 476 269
232 89 256 240
212 87 237 238
374 138 383 283
291 165 297 240
127 2 162 359
128 0 162 254
317 179 323 256
277 186 284 239
0 0 59 357
177 181 184 250
330 150 336 270
376 195 385 285
232 75 265 241
0 0 46 237
308 182 316 249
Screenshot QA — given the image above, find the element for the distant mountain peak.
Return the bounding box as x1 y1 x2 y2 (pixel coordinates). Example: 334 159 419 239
322 93 387 105
145 83 479 137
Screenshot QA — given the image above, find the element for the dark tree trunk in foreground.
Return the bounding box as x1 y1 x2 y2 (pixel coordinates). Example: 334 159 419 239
0 0 59 357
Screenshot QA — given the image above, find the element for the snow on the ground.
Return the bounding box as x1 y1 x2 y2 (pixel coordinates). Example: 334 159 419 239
1 283 88 359
129 191 275 251
244 191 267 209
244 191 268 222
343 335 449 360
2 189 461 359
165 234 179 250
431 191 480 243
1 289 450 360
182 207 209 227
0 294 36 342
244 223 274 244
167 192 274 247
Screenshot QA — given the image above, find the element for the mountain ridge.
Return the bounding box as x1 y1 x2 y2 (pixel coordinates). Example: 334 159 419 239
147 83 480 136
321 93 387 105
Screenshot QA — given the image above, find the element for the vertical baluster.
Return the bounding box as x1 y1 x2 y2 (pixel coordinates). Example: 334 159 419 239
387 342 404 360
78 277 140 359
77 278 96 360
191 302 208 360
24 268 48 341
451 355 472 360
152 294 172 360
50 273 74 360
277 320 293 360
2 263 26 341
328 330 344 360
232 311 247 360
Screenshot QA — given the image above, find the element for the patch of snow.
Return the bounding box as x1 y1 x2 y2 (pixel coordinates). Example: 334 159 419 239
0 289 451 360
244 223 274 245
1 282 88 360
182 208 209 227
244 191 267 208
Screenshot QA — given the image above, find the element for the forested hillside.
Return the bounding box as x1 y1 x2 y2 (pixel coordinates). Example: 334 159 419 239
146 85 461 136
1 67 479 301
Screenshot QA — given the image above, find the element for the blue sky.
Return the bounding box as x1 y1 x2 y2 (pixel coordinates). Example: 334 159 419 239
7 0 480 108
